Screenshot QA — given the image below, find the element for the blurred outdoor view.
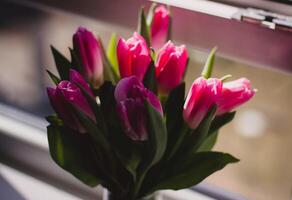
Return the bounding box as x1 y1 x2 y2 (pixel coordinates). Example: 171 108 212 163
0 2 291 200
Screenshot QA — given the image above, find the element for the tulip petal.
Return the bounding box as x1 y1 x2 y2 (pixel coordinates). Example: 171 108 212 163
132 54 151 81
117 38 132 78
73 28 91 78
147 91 163 115
183 77 222 129
115 76 162 141
70 69 94 97
47 86 85 132
155 41 173 74
151 5 170 51
73 27 104 88
117 99 148 141
217 78 256 115
117 33 151 81
183 78 207 129
58 81 95 122
155 42 188 93
114 76 143 102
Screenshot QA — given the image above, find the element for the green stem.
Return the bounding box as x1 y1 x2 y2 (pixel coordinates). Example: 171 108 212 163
132 171 147 200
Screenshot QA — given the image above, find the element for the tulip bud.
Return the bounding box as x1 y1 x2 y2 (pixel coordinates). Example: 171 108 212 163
73 27 103 88
217 78 256 115
155 41 188 93
183 77 222 129
114 76 162 141
47 70 95 133
117 32 151 81
150 5 170 51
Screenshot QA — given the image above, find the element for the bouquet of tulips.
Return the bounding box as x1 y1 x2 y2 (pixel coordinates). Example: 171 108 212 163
45 4 256 200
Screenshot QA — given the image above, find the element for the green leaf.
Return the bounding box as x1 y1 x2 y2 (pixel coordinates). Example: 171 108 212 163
152 152 239 190
98 82 117 128
164 83 186 159
69 47 82 72
179 105 217 157
98 82 122 144
165 82 185 139
150 48 156 61
107 33 119 77
47 125 100 187
209 111 236 134
50 45 71 80
201 47 217 79
198 131 218 152
46 70 60 85
182 58 190 80
146 3 157 25
116 148 141 181
99 82 140 179
70 104 110 152
75 82 105 131
197 112 235 152
143 61 157 94
69 103 123 186
142 102 167 170
133 102 167 197
100 38 119 84
138 8 151 46
191 105 217 147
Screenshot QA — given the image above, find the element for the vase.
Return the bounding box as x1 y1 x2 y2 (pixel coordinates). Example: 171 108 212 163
102 189 159 200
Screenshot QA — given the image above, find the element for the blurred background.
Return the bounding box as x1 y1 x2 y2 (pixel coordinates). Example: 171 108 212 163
0 0 291 200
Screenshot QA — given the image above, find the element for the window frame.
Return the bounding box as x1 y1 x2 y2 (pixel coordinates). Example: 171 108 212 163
6 0 292 73
214 0 292 14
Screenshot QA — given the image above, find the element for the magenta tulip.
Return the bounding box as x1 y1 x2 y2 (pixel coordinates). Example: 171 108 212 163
183 77 222 129
114 76 162 141
47 70 95 133
155 41 188 93
117 32 151 81
150 5 170 51
217 78 256 115
73 27 103 88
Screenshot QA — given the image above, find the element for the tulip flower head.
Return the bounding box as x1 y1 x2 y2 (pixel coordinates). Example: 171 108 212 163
155 41 188 93
115 76 162 141
217 78 256 115
47 70 95 133
117 32 151 81
73 27 104 88
150 5 170 51
183 77 222 129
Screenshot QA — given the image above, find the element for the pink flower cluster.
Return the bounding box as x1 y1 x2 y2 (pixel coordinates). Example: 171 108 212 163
47 5 256 140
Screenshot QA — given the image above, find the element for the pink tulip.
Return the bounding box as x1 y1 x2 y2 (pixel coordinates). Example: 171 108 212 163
115 76 162 141
150 5 170 51
217 78 256 115
183 77 222 129
117 32 151 81
47 70 95 133
155 41 188 93
73 27 103 88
